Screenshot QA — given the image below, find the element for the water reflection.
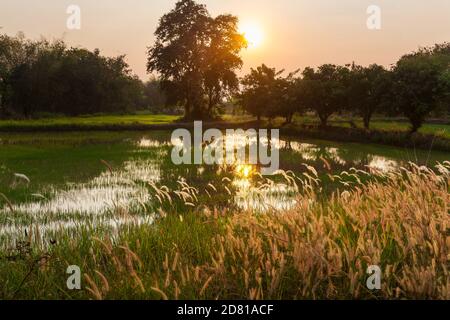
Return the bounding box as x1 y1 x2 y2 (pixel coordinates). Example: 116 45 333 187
1 131 447 246
367 156 399 173
1 160 161 243
233 174 298 211
280 139 416 173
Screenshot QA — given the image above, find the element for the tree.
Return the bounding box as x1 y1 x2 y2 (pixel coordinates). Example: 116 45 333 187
240 64 281 123
1 33 144 118
147 0 246 120
275 71 303 124
392 43 450 133
301 64 349 127
143 77 167 111
0 33 43 117
347 63 391 129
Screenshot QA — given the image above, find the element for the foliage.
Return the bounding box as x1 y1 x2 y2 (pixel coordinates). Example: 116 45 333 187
239 43 449 131
392 43 450 132
0 34 145 118
147 0 246 120
240 64 281 122
300 64 350 127
346 63 392 129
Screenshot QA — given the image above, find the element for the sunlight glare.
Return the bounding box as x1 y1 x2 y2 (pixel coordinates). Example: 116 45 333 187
240 22 264 48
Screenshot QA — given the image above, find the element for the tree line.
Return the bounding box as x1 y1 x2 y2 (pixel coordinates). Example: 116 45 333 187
0 33 169 118
148 0 449 132
240 44 450 132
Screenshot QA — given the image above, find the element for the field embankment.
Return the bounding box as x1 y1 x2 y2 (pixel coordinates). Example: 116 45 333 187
1 114 450 152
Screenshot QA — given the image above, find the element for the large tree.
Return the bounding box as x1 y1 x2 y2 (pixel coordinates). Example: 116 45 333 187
274 70 303 124
0 33 42 117
147 0 246 120
240 64 281 123
392 43 450 133
347 63 391 129
302 64 349 127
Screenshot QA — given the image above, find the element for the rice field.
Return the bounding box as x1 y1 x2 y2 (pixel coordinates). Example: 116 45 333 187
0 131 449 299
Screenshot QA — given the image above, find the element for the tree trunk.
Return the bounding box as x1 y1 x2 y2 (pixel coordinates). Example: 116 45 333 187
285 113 294 125
207 89 214 116
363 113 372 130
318 113 329 127
409 116 423 134
410 122 421 134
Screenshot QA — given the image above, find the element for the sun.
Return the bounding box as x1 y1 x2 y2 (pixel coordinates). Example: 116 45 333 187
240 22 264 48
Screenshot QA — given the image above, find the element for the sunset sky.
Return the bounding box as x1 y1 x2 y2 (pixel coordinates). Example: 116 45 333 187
1 0 449 80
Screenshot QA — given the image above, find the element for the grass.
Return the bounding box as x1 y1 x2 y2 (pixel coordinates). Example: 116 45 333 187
335 119 450 139
300 116 450 139
223 114 450 138
0 114 180 131
0 129 449 300
1 113 450 151
0 162 449 300
1 113 448 137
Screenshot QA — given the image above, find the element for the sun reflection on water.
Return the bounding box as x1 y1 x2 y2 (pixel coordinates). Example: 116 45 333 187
1 132 424 248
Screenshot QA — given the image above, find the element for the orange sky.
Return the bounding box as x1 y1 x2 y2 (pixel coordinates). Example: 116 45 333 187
1 0 449 80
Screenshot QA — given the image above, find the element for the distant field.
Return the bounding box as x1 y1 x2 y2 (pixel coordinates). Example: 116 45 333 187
363 122 449 138
1 113 449 140
223 114 450 139
329 120 450 139
291 116 450 139
0 114 180 129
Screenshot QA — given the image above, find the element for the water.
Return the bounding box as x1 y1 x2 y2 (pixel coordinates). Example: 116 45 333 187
0 131 448 246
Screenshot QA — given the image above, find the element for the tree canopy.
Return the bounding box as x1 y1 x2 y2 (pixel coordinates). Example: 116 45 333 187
147 0 247 120
239 43 449 132
0 34 146 118
392 43 450 132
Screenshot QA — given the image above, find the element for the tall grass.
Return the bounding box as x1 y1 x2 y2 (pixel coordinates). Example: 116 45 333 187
0 163 449 299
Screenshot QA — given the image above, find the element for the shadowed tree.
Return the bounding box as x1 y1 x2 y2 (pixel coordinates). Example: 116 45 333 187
277 72 305 125
347 63 391 129
1 33 144 118
302 64 349 127
392 43 450 133
147 0 246 120
240 64 281 123
0 33 43 117
203 14 245 116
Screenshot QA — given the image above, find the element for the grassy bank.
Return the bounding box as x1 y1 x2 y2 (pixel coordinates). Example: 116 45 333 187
280 123 450 152
1 114 450 152
1 163 448 300
0 114 181 131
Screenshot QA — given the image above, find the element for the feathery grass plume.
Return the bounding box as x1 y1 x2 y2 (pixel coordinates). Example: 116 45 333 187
84 274 103 300
0 193 14 213
100 159 113 174
94 270 110 295
151 286 169 300
1 163 448 299
14 173 31 184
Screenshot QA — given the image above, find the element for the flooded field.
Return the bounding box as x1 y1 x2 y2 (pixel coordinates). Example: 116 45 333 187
1 131 449 247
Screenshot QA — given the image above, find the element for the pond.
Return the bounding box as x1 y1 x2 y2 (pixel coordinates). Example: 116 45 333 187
0 130 448 246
